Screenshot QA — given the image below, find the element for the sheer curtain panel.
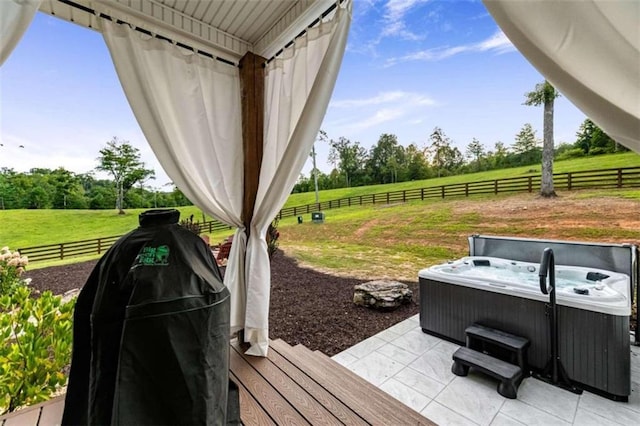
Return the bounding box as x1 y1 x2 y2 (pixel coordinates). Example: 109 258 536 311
243 1 352 356
484 0 640 152
0 0 41 65
101 20 248 335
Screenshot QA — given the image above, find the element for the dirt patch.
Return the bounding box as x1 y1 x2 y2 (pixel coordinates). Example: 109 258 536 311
24 250 418 357
354 219 379 238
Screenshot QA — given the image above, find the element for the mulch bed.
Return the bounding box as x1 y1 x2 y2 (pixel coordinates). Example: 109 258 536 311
25 250 419 357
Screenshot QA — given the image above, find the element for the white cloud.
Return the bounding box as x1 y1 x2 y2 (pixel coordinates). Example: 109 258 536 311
327 90 437 135
331 91 436 108
384 29 516 67
381 0 431 40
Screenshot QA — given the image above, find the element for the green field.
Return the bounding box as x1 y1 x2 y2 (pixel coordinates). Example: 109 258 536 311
1 152 639 269
283 152 640 207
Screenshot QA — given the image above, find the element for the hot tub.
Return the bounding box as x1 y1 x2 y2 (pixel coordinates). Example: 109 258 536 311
422 256 631 316
420 245 634 401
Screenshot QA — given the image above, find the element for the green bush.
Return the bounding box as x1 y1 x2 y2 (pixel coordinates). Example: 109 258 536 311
0 247 29 296
0 286 75 414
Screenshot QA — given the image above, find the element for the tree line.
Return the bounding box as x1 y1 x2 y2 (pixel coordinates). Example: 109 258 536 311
0 137 191 211
293 117 626 193
0 115 625 210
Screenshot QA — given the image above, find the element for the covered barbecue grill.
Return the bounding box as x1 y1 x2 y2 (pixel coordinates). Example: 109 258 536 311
62 209 238 425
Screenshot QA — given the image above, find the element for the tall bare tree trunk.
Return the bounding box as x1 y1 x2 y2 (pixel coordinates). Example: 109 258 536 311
540 97 556 197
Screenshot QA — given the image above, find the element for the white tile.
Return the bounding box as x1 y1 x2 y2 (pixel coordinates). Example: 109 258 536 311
375 342 420 365
515 378 579 422
578 391 640 425
344 336 386 359
421 401 479 426
435 375 506 426
331 350 358 367
380 378 431 412
628 376 640 414
573 408 625 426
387 319 420 335
408 345 457 384
432 339 461 356
346 351 404 386
374 327 401 343
392 329 441 355
408 314 420 323
490 413 524 426
500 399 570 426
394 366 446 399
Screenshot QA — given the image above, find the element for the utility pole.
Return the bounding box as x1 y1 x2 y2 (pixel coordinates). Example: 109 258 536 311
311 144 320 204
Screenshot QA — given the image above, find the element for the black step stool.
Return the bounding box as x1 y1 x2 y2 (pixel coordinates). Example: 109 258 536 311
452 324 530 399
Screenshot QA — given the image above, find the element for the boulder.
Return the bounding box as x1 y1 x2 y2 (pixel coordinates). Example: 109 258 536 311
353 280 412 310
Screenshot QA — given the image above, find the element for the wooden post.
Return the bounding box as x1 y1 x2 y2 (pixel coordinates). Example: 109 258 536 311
567 173 572 191
240 51 265 235
617 169 623 188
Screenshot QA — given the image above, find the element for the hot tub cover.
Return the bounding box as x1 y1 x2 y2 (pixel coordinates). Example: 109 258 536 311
62 209 238 425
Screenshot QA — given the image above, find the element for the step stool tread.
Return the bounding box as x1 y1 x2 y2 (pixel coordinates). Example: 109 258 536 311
466 324 529 350
453 347 521 379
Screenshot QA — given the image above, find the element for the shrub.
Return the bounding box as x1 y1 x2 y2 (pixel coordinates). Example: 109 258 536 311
0 286 75 414
0 247 29 296
267 219 280 259
179 215 201 235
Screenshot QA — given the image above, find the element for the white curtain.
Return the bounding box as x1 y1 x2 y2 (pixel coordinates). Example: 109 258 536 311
101 21 248 334
243 2 352 356
484 0 640 152
0 0 41 65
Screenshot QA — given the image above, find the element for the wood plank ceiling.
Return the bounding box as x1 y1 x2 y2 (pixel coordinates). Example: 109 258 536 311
38 0 334 62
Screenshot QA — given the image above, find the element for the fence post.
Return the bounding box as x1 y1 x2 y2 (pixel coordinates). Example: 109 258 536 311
60 243 64 260
465 183 469 197
618 169 623 188
494 180 498 194
528 176 533 193
567 173 572 191
360 195 363 205
386 192 390 204
348 198 351 207
403 190 406 202
373 194 376 204
98 238 102 254
421 188 424 200
441 186 445 199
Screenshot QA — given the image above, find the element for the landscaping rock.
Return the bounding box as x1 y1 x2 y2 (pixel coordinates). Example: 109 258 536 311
353 280 412 310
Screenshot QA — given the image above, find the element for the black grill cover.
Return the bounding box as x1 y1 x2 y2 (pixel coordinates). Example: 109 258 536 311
62 209 238 425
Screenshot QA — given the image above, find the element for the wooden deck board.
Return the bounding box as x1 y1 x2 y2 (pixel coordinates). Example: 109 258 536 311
231 344 342 425
230 372 277 426
34 396 65 426
0 339 435 425
229 344 310 425
267 344 368 426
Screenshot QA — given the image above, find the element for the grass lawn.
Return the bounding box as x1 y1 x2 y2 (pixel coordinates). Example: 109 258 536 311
1 152 638 271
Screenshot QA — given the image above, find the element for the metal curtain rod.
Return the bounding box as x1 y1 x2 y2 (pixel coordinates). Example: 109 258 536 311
56 0 342 67
56 0 237 66
266 0 343 65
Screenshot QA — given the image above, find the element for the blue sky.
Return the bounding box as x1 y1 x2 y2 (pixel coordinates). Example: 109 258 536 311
0 0 587 188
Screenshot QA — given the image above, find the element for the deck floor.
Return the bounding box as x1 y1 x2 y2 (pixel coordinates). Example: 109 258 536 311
0 338 434 425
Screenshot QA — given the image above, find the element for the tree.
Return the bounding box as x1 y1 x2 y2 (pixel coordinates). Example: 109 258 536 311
524 80 560 197
96 137 155 214
465 138 485 171
367 134 404 184
426 127 462 177
574 118 625 155
328 136 367 187
512 123 540 165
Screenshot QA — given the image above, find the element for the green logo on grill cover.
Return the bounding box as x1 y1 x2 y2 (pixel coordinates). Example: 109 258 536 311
132 245 170 268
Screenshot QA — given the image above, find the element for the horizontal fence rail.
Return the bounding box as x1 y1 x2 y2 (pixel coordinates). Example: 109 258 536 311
18 167 640 263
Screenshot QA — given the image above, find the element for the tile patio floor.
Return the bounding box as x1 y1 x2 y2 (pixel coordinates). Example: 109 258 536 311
332 314 640 425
